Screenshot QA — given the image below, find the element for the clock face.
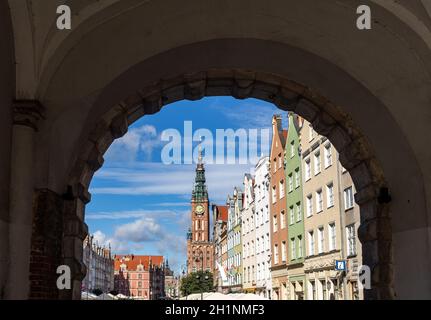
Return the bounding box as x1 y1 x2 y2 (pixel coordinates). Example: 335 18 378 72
195 204 205 215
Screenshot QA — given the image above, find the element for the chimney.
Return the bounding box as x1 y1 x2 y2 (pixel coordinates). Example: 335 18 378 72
272 114 283 136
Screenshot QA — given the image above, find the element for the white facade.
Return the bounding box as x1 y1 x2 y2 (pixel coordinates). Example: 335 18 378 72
253 156 272 298
82 235 114 294
242 174 256 291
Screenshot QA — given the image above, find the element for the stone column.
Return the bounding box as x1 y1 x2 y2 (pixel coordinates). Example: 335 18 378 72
59 183 89 300
6 100 44 299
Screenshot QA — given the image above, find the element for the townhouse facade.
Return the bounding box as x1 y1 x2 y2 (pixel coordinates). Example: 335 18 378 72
300 121 363 300
114 255 165 300
242 174 256 293
212 204 229 292
226 188 243 292
253 156 272 299
269 115 289 300
82 234 114 294
285 113 306 300
206 113 363 300
340 170 363 300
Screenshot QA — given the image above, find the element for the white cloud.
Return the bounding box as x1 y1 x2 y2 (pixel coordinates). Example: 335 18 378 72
207 97 281 129
114 217 163 242
104 124 162 162
91 162 251 202
93 230 107 244
85 209 185 220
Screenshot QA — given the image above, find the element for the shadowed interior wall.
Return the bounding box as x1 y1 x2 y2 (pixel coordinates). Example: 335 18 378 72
0 1 14 299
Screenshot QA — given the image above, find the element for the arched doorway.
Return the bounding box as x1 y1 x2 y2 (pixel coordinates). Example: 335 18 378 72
57 67 391 299
4 0 430 300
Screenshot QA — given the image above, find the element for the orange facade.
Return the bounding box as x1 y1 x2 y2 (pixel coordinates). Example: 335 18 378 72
269 115 289 299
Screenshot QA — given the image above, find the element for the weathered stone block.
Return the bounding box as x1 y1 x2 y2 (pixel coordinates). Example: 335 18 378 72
184 79 206 101
349 162 373 191
358 218 378 242
110 113 128 139
312 111 336 136
295 99 319 122
143 93 163 114
86 146 104 172
327 126 352 154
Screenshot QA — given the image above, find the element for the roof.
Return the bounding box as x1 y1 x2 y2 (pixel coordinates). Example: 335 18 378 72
214 205 228 222
114 255 164 271
282 129 288 147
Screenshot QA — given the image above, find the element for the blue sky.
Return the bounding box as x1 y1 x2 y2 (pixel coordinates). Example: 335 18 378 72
86 97 285 274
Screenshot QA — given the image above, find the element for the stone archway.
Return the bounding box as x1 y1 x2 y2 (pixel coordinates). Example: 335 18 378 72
60 69 393 300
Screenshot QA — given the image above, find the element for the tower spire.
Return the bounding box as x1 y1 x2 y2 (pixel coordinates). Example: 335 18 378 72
198 136 203 164
192 136 208 201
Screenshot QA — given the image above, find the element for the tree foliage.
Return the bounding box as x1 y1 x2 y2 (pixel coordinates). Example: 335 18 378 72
180 271 214 296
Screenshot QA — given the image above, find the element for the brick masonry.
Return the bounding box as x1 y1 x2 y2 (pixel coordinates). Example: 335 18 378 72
29 189 63 299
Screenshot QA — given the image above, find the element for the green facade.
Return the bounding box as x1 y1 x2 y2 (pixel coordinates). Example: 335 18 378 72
285 113 305 264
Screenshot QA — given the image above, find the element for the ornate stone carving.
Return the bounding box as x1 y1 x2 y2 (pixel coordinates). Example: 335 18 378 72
13 100 45 131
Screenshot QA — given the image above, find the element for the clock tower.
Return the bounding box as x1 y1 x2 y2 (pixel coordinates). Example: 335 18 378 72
186 147 214 274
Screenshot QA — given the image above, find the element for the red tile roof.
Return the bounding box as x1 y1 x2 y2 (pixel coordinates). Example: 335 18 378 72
214 205 228 222
114 255 164 271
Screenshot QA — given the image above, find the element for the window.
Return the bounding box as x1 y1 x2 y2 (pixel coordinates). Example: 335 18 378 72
326 183 334 208
273 215 278 232
314 151 321 175
272 186 277 204
290 141 295 158
195 220 199 231
294 168 300 188
316 189 323 213
201 220 205 230
305 158 311 181
291 238 296 260
308 231 315 256
195 232 198 241
281 241 286 262
321 280 327 300
256 238 260 253
306 195 313 217
279 180 285 198
329 223 336 251
310 281 316 300
288 174 293 192
201 232 205 241
298 235 303 258
257 264 260 281
344 186 354 210
273 159 277 173
324 143 332 168
289 206 294 225
278 153 283 169
318 227 324 254
346 224 357 256
274 244 279 264
280 210 286 229
296 202 302 222
261 236 264 252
